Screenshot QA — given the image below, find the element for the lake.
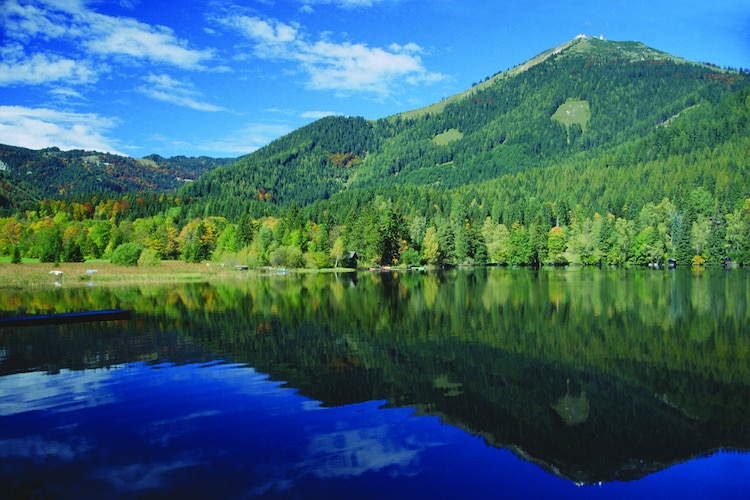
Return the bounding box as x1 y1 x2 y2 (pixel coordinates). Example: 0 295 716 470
1 267 748 498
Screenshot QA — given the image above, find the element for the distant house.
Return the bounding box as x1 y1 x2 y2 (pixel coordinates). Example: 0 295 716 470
341 251 358 268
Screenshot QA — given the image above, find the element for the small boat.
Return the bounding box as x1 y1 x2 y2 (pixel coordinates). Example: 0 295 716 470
0 309 131 328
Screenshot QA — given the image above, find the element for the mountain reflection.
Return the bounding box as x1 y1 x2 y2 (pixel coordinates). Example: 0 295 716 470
1 268 748 483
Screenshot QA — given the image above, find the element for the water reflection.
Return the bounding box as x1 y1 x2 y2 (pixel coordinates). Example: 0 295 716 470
1 268 749 495
0 362 468 498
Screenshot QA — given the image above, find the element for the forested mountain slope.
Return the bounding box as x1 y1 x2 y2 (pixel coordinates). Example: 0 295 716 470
181 36 749 219
0 144 233 209
3 37 749 269
181 116 376 220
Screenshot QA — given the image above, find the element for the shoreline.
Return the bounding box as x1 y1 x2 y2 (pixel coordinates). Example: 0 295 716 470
0 261 232 288
0 261 353 289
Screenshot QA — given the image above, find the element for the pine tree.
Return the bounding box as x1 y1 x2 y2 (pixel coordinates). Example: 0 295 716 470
706 217 727 265
672 213 694 266
11 245 21 264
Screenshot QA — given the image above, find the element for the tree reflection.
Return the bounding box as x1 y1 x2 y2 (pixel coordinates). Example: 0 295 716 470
1 268 749 482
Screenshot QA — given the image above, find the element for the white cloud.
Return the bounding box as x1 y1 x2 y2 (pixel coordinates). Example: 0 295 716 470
0 0 214 75
264 107 297 115
84 17 214 69
231 16 299 45
301 110 340 119
195 123 294 155
302 40 434 94
49 87 84 100
297 0 383 9
0 50 97 86
389 42 423 54
137 74 223 111
117 0 140 9
218 14 445 96
1 0 70 41
0 105 122 154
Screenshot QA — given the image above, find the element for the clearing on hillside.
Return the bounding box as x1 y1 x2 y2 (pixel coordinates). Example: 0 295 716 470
551 99 591 130
432 128 464 145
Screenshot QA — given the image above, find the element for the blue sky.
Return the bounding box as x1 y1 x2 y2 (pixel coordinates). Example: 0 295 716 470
1 0 748 158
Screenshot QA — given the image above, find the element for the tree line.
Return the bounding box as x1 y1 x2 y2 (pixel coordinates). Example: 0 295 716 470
1 183 748 269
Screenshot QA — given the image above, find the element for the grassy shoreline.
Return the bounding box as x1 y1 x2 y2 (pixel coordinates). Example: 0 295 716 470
0 260 355 289
0 260 242 288
0 260 229 288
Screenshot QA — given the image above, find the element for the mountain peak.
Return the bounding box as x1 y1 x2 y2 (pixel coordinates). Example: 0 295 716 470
396 37 684 120
555 35 677 61
501 36 684 80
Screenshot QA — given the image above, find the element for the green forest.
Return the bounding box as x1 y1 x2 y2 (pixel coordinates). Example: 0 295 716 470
1 37 749 269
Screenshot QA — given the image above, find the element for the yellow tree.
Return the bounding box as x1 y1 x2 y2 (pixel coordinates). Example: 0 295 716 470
547 226 568 264
0 218 23 255
330 237 345 268
422 226 440 265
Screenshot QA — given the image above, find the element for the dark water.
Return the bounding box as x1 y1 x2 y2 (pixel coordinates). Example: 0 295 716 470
1 268 748 498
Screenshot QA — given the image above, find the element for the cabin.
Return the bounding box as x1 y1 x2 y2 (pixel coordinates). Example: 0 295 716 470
341 251 358 269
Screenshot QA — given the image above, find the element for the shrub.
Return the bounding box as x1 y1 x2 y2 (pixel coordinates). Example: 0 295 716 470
111 243 143 266
138 248 161 266
269 246 287 267
305 251 330 269
400 248 421 267
285 246 304 268
270 245 304 268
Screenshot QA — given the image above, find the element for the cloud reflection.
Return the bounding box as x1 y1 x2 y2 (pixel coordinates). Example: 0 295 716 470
0 436 92 461
0 368 119 416
304 426 421 478
0 362 449 497
94 458 203 492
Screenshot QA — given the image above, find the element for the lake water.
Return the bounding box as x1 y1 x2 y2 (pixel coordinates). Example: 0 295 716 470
1 268 748 498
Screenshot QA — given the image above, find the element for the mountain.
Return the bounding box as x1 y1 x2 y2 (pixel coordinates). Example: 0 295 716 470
179 36 749 222
2 37 749 268
0 144 234 208
396 35 686 120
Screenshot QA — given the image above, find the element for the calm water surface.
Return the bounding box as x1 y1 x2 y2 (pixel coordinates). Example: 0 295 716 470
0 268 748 498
